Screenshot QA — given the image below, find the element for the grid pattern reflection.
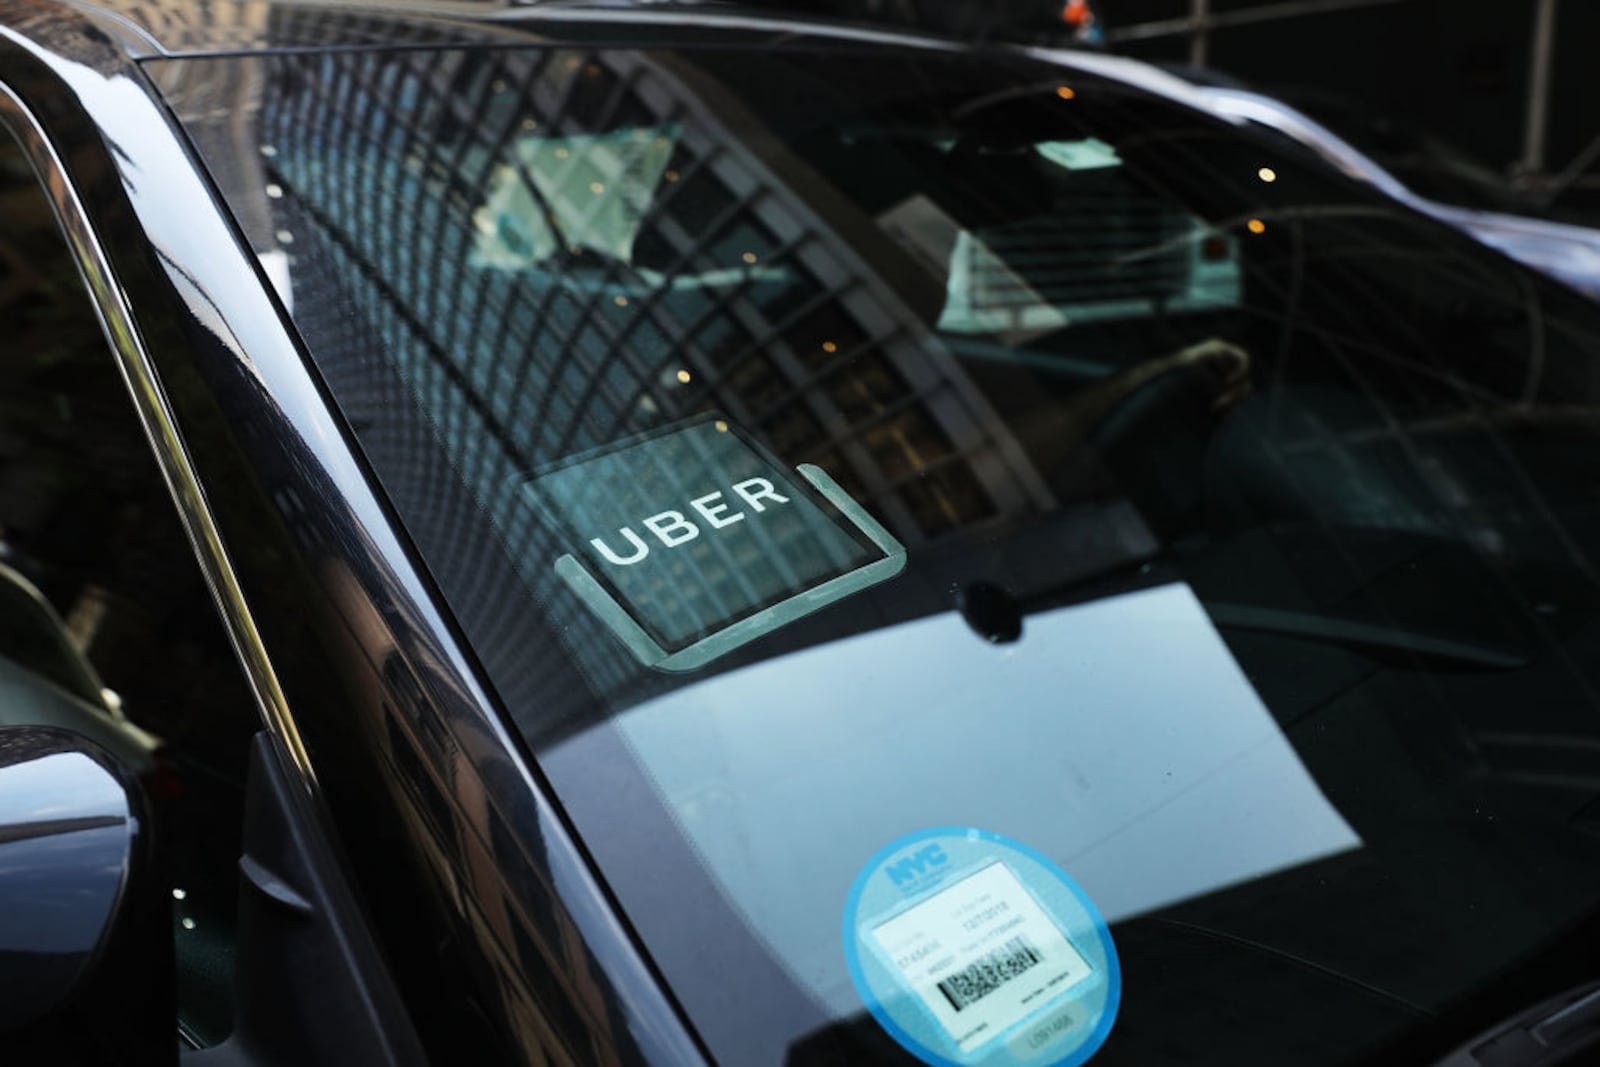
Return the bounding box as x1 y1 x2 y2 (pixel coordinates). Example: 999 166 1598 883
254 45 1051 699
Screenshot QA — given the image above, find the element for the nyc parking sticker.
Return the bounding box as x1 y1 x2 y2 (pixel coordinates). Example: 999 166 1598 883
843 828 1120 1067
522 414 905 671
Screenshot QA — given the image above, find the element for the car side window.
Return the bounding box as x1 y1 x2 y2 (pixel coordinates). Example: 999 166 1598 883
0 134 260 1045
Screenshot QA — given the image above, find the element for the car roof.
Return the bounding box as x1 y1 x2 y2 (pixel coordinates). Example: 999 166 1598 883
61 0 974 60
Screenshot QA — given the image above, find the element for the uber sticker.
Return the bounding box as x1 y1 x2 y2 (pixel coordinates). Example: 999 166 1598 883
524 415 905 671
844 828 1121 1067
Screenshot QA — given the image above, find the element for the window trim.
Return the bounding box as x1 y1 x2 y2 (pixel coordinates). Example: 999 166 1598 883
0 81 315 784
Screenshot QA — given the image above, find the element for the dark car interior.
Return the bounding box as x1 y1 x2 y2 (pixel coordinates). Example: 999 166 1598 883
618 54 1600 1066
764 70 1600 1067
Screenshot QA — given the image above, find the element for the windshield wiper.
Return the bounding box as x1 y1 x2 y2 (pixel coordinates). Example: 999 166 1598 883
1206 603 1531 671
1436 982 1600 1066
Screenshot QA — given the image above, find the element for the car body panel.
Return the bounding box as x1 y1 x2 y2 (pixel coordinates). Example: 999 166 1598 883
63 0 976 60
6 3 1600 1065
0 3 706 1062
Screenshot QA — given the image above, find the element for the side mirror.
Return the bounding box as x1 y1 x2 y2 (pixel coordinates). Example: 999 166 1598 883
0 726 175 1066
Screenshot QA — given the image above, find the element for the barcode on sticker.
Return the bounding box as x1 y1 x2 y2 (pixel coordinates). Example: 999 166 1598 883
937 936 1043 1012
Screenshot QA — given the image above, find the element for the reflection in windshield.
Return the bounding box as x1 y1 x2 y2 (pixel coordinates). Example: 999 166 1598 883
159 35 1600 1067
585 581 1360 1014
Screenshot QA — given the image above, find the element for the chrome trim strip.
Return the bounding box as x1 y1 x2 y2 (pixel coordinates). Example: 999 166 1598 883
485 4 963 50
60 0 168 60
0 84 317 786
0 18 711 1059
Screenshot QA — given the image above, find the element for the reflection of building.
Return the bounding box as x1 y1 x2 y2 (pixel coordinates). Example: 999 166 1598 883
225 42 1061 699
81 0 267 50
264 45 1051 535
316 557 632 1066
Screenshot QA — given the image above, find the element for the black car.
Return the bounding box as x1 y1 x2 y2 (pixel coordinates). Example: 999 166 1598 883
4 3 1600 1066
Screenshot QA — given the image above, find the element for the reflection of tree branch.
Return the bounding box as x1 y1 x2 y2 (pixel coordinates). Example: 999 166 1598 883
1512 260 1546 408
1306 404 1600 447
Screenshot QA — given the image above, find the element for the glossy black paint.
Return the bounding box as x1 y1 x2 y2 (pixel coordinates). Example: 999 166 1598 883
0 729 134 1028
0 3 712 1063
0 725 173 1065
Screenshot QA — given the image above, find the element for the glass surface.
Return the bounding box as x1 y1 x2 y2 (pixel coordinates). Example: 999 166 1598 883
0 135 259 1047
0 564 104 706
162 38 1600 1065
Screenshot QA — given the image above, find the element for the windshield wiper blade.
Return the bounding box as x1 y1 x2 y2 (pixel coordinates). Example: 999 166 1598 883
1206 603 1531 671
1436 981 1600 1066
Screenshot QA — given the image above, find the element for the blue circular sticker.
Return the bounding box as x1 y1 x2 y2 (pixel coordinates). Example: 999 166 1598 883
842 827 1120 1067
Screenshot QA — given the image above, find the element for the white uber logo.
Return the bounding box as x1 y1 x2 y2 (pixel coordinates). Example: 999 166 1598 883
588 477 790 567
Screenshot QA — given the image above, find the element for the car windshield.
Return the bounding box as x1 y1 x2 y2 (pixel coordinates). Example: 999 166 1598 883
159 33 1600 1066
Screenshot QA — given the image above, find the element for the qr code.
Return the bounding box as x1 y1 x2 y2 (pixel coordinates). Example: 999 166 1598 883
937 935 1042 1012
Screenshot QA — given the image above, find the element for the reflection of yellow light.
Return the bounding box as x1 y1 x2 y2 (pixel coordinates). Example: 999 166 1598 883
1247 218 1267 234
491 79 507 93
822 341 838 354
554 147 569 159
1257 166 1277 183
742 252 758 264
714 419 729 432
676 369 692 384
590 181 605 194
664 169 680 182
614 295 629 307
521 118 538 131
1056 86 1076 100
